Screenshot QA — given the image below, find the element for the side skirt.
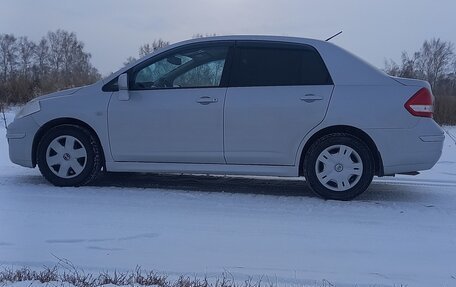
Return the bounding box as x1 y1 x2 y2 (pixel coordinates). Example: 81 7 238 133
106 161 299 177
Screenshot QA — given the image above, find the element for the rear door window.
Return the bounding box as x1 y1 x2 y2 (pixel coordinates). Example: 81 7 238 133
230 42 332 87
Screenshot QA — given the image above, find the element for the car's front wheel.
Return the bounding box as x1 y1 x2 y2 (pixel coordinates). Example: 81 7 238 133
37 125 102 186
303 133 374 200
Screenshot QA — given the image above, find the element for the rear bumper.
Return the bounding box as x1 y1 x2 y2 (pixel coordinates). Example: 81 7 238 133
6 116 40 168
366 119 444 175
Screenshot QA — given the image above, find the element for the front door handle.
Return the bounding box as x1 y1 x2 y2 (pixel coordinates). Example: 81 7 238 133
300 94 323 103
197 96 218 105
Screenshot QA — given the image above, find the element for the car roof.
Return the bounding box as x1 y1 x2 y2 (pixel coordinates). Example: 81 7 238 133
103 35 395 86
171 35 326 46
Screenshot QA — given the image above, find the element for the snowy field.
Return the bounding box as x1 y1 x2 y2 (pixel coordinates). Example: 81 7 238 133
1 109 456 287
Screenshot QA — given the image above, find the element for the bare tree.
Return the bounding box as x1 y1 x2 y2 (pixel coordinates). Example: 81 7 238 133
139 39 169 58
385 38 456 125
385 51 422 79
451 57 456 77
17 37 36 75
33 38 51 95
47 30 64 81
417 39 454 88
386 38 454 87
35 38 50 74
0 34 18 106
123 56 137 67
43 30 100 91
124 39 169 66
0 34 18 82
0 30 100 107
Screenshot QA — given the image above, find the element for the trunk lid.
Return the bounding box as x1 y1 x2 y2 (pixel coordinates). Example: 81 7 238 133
390 76 432 90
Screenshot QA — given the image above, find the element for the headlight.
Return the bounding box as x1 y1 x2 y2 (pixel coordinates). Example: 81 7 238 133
15 100 41 119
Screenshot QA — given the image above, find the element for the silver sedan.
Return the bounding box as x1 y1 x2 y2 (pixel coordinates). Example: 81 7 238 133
7 35 444 200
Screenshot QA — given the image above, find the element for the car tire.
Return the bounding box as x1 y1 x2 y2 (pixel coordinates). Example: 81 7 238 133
37 125 102 186
303 133 374 200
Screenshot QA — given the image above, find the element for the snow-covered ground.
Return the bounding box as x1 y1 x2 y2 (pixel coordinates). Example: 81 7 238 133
1 109 456 287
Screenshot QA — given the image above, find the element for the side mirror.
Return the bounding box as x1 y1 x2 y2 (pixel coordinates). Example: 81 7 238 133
117 73 130 101
118 73 129 90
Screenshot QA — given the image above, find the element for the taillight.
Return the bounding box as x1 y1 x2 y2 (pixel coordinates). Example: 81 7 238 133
404 88 434 118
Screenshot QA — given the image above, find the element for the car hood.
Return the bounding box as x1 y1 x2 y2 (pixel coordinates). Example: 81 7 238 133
34 86 84 101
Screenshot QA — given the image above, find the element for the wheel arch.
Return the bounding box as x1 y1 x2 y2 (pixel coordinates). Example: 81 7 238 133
32 118 105 167
298 125 384 177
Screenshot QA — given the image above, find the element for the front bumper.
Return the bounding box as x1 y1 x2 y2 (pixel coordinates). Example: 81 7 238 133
6 116 41 168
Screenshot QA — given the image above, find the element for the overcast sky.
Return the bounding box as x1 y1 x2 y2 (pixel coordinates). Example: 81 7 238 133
1 0 455 76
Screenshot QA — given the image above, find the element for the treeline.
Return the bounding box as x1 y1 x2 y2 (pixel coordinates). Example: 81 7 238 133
385 38 456 125
0 29 100 106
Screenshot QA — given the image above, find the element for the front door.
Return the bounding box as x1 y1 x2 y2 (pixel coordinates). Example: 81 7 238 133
108 43 233 164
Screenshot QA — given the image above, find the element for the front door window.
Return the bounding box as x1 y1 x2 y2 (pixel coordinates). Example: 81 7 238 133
132 46 229 89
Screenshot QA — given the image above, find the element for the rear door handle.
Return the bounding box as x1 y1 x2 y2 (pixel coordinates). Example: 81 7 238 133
300 94 323 103
196 96 218 105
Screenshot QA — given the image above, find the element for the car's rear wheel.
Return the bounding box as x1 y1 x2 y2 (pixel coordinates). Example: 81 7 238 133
37 125 102 186
304 133 374 200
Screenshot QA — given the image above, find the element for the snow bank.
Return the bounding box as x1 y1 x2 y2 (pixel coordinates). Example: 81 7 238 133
1 111 456 287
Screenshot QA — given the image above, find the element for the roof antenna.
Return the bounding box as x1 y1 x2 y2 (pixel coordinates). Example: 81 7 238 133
325 31 343 42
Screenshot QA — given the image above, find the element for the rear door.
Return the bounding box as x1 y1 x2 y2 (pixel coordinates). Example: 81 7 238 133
224 41 334 165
